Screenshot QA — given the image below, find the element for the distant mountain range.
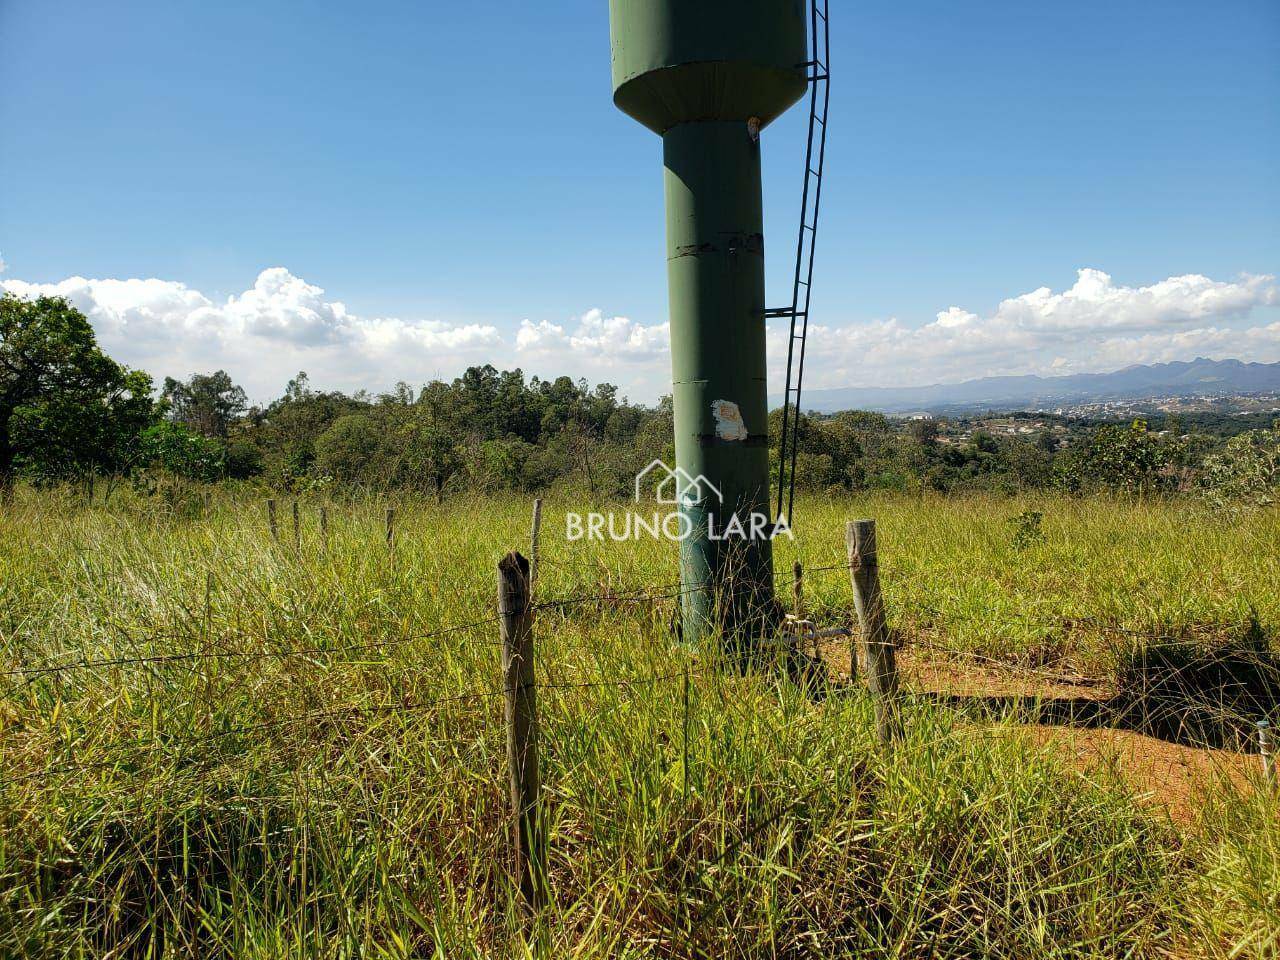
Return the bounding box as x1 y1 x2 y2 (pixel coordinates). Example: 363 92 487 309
781 358 1280 415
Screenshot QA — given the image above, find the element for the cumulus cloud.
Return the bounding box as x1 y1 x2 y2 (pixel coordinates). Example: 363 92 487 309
1 265 1276 401
769 269 1280 390
1 268 500 399
980 268 1275 332
511 309 673 398
516 308 669 360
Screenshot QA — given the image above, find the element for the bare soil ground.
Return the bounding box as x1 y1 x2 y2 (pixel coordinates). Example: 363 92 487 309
1023 725 1253 825
814 639 1261 826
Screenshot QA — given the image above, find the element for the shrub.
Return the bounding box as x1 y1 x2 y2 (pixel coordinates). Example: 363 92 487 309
1201 428 1280 507
136 421 225 482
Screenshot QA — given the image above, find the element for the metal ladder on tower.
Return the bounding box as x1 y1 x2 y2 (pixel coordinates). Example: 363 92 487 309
770 0 830 529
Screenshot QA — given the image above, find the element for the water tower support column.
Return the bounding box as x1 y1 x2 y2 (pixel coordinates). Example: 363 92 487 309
664 121 774 644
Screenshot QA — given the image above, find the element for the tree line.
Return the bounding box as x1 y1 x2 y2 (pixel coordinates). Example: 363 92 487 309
3 293 1277 506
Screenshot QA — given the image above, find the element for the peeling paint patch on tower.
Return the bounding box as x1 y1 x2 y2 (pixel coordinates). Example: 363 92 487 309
711 400 750 442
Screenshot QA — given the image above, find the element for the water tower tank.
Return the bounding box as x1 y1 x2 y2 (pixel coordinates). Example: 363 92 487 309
610 1 807 135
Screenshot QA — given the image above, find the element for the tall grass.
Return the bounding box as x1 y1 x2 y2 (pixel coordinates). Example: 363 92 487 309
0 486 1275 957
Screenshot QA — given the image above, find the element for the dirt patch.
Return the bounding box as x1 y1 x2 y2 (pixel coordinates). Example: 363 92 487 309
1024 726 1256 825
897 649 1111 701
811 637 1262 826
812 637 1109 701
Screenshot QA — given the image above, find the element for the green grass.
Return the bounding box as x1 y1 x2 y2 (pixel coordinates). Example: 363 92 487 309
0 486 1276 957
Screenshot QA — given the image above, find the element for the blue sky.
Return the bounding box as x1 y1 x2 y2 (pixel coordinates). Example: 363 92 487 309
2 0 1278 402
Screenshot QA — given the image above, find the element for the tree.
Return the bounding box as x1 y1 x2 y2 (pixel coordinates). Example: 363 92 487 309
468 436 537 492
252 372 365 483
909 418 940 448
1201 428 1280 506
394 404 463 502
1005 440 1054 489
971 430 1000 455
136 421 226 482
1054 419 1167 494
313 415 388 485
0 294 155 494
162 370 247 438
556 418 601 495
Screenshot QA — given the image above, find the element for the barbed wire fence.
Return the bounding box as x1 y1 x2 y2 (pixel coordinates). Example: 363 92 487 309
1 499 1277 948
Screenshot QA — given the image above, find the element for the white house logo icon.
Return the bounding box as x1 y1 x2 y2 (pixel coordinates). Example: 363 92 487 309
564 459 789 543
635 459 723 506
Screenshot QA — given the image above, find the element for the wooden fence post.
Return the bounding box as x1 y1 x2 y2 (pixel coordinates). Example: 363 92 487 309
846 519 900 743
529 498 544 597
792 560 811 658
291 500 301 551
319 505 329 553
267 498 279 545
385 508 395 550
498 551 545 913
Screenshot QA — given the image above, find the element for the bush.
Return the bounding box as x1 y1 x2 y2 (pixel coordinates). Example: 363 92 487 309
1200 428 1280 507
136 422 225 482
313 415 389 485
1055 420 1169 494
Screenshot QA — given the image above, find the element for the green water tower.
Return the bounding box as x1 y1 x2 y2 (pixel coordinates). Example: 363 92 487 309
609 0 809 645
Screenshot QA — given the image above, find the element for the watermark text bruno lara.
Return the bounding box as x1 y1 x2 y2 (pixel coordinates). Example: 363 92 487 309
565 459 793 543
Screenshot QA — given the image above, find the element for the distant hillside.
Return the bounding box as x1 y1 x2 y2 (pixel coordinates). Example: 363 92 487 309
783 358 1280 415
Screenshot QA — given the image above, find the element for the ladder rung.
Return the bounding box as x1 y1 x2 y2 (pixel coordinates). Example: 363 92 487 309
777 0 826 531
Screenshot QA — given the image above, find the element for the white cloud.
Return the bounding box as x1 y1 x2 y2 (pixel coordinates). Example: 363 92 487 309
516 308 669 361
1 265 1276 401
514 270 1279 393
513 309 672 397
1083 321 1280 371
769 269 1280 390
987 268 1276 333
1 268 500 399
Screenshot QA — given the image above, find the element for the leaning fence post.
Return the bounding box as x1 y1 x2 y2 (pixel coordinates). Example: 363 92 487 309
529 498 544 597
385 508 395 550
267 498 279 545
846 519 900 743
291 500 301 551
793 560 813 658
1260 720 1274 785
498 551 545 913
